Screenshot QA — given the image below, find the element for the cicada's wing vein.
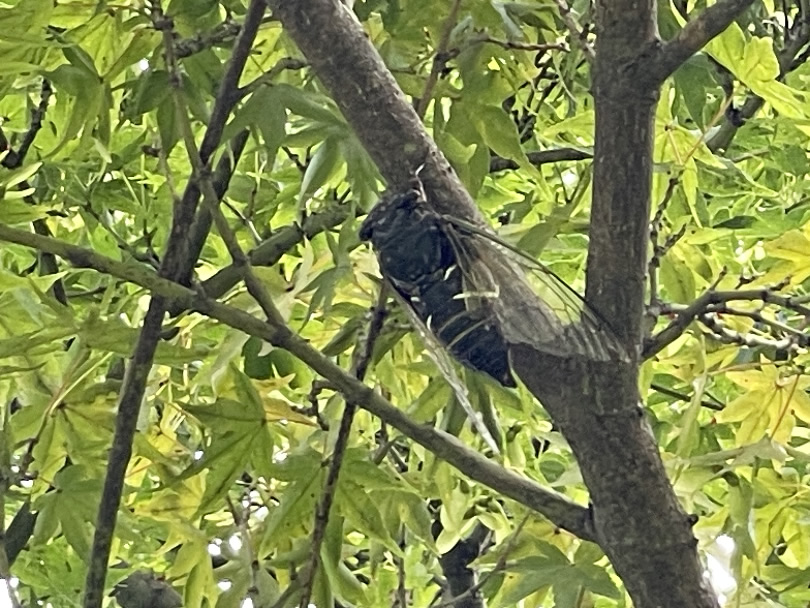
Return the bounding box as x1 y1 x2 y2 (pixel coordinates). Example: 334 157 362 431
386 281 501 453
443 216 630 362
522 260 628 360
441 226 500 316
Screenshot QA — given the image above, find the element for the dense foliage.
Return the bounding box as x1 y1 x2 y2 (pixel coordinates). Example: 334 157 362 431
1 0 809 607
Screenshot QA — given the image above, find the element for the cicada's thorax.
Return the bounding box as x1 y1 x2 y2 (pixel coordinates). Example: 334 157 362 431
360 191 515 387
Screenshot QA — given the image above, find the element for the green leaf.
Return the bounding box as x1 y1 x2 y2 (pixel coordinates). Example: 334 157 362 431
337 479 400 552
156 95 180 153
195 429 261 514
474 105 528 164
102 29 161 81
274 84 344 125
298 136 343 207
260 476 321 552
707 24 808 119
130 70 172 116
0 200 50 224
659 254 696 303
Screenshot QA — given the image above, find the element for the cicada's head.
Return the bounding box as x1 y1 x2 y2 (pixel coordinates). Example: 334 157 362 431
358 186 425 244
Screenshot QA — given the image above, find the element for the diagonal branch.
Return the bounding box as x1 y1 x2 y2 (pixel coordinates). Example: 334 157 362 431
0 222 596 542
651 0 756 84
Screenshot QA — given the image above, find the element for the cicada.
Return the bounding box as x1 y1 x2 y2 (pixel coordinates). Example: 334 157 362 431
359 181 628 385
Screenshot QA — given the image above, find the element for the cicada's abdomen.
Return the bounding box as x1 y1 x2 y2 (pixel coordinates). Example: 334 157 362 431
360 191 515 387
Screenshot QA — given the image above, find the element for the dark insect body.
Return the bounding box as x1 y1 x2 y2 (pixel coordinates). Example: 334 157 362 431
359 189 516 387
360 183 629 390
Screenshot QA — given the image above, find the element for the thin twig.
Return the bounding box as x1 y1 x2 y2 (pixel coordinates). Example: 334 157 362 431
647 175 683 309
236 57 308 100
699 313 798 351
0 79 65 305
644 286 810 359
489 147 592 172
352 287 389 380
554 0 595 61
14 79 52 167
297 403 356 607
649 382 724 411
299 288 389 605
704 304 810 341
175 18 241 58
200 205 355 300
415 0 463 119
479 37 567 53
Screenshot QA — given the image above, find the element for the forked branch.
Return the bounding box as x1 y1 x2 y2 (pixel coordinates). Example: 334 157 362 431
644 286 810 359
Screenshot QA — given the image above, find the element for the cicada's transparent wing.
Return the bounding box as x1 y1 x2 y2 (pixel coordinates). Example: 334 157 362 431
523 260 629 360
386 282 501 453
443 217 630 362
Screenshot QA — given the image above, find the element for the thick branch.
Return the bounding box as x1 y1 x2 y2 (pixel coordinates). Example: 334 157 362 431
562 1 722 606
0 222 594 541
653 0 756 83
